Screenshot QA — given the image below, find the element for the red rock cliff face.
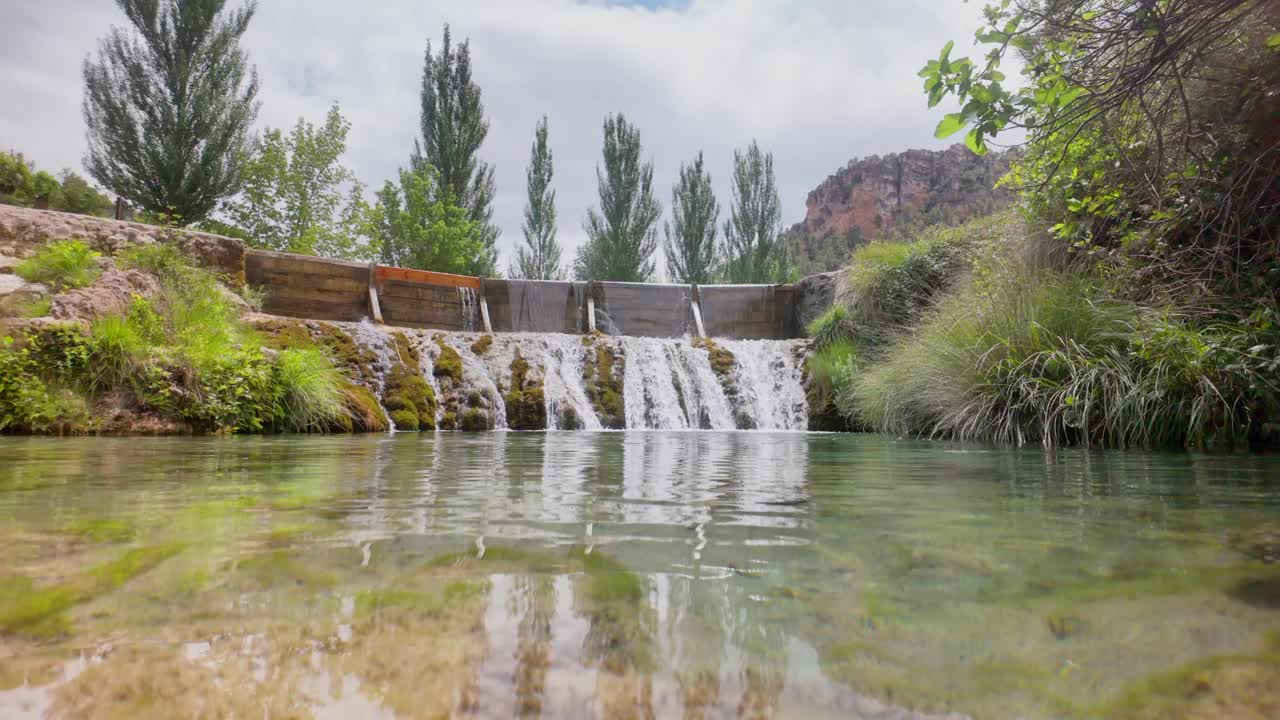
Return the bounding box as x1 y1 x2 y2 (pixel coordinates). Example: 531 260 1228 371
788 144 1013 273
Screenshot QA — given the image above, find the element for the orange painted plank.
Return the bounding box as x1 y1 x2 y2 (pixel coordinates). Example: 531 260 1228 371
374 265 481 290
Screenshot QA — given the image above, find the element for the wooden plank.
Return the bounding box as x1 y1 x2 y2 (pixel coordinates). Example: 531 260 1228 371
377 282 465 302
586 282 597 333
247 270 368 294
374 265 481 290
367 263 383 324
263 297 366 321
246 253 368 279
690 284 706 338
478 284 492 332
261 286 365 306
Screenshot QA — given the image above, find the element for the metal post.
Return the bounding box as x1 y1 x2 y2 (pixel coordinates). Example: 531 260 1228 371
478 281 493 333
367 262 384 324
690 284 706 338
585 281 597 333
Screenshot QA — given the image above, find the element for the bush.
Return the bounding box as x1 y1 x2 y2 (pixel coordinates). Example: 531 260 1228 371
842 212 1018 351
0 151 30 197
0 335 91 434
15 239 102 290
272 348 344 432
844 269 1280 449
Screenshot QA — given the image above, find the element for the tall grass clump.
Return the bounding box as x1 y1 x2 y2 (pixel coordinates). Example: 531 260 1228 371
844 268 1279 449
842 212 1019 350
272 347 345 432
14 239 102 290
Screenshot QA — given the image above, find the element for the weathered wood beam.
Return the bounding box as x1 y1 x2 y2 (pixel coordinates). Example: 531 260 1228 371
373 265 482 290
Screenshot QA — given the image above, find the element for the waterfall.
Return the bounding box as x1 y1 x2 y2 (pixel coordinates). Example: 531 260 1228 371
459 287 480 331
333 324 809 432
347 321 400 431
720 339 808 431
538 334 603 430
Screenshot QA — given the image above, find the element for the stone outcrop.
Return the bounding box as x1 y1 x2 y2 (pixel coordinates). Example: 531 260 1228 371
786 144 1014 273
0 204 245 279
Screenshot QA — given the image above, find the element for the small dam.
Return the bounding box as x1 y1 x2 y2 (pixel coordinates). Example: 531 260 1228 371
243 249 806 340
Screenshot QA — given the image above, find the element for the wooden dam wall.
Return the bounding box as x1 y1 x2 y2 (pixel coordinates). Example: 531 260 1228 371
244 249 804 340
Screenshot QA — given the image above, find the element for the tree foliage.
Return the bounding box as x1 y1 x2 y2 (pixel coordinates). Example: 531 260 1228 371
724 140 788 283
922 0 1279 303
511 116 562 280
663 152 721 284
410 25 498 276
575 114 662 282
82 0 260 224
0 150 112 217
370 166 487 275
222 103 370 259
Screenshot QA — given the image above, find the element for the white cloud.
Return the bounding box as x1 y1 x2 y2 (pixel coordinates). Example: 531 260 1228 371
0 0 987 272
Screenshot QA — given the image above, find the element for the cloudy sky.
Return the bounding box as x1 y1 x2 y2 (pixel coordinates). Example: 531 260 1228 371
1 0 986 272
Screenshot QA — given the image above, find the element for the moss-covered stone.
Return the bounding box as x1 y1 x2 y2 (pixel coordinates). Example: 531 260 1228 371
504 349 547 430
341 383 389 432
433 337 463 386
439 411 457 430
692 336 735 377
380 332 436 431
583 342 625 429
470 334 493 355
459 408 490 432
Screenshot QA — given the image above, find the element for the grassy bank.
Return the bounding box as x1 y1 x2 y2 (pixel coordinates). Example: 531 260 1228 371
810 212 1280 449
1 240 353 434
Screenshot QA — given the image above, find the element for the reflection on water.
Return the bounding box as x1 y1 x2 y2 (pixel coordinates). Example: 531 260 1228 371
0 433 1278 719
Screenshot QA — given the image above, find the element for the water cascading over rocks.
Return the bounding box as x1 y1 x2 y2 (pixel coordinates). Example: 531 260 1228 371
282 320 811 432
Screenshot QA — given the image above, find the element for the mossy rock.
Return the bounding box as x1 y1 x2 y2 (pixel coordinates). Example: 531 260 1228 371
583 343 625 429
439 411 457 430
378 332 436 431
339 383 388 432
459 408 490 432
504 349 547 430
433 337 463 386
389 409 420 431
470 334 493 355
692 336 735 377
558 406 582 430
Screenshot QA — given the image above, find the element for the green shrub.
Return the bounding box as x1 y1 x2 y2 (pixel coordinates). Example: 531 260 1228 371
0 151 30 196
89 314 149 390
807 306 856 350
842 212 1017 352
806 338 858 415
272 347 344 432
845 270 1280 449
0 336 91 434
15 239 102 291
116 243 187 281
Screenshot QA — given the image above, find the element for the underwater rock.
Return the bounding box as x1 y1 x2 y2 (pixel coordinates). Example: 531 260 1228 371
1229 524 1280 564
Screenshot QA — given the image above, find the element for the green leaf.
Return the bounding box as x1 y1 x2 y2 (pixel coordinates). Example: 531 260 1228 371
1269 33 1280 51
964 128 988 155
934 113 967 139
1057 86 1089 107
1081 10 1098 21
939 40 954 62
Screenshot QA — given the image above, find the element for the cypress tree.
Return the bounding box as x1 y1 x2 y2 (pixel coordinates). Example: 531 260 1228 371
410 25 498 276
82 0 259 224
723 140 789 283
663 152 720 284
575 114 661 282
511 116 562 280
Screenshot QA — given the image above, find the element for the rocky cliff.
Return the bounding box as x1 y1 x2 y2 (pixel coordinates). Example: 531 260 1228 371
787 144 1014 273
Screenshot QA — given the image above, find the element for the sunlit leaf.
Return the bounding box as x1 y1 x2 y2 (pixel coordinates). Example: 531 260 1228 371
934 113 967 139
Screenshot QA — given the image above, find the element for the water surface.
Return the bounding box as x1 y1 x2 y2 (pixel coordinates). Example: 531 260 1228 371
1 432 1277 719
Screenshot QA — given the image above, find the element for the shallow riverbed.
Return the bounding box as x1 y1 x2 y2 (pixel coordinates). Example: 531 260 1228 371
1 432 1278 719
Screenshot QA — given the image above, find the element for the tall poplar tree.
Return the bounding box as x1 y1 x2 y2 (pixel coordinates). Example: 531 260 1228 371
724 140 788 283
511 116 562 280
663 152 720 284
82 0 259 224
574 114 661 282
410 25 498 276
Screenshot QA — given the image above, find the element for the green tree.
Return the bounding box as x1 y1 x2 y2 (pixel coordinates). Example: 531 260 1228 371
28 171 62 208
663 152 720 284
57 171 114 216
0 151 30 198
724 141 787 283
371 166 487 275
410 25 498 275
511 116 562 280
575 114 662 282
82 0 259 224
223 103 370 259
